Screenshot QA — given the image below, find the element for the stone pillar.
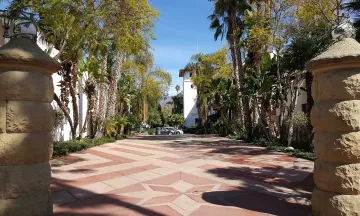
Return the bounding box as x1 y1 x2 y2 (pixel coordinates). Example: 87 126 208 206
0 38 60 215
308 38 360 216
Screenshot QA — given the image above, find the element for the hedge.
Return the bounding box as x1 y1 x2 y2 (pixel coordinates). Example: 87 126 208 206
53 137 116 158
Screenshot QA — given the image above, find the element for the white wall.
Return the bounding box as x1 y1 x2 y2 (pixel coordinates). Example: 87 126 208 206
285 82 307 113
183 71 199 127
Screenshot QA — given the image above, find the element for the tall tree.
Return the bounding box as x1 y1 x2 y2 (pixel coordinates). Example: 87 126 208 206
10 0 159 139
187 48 233 130
103 0 159 121
208 0 253 139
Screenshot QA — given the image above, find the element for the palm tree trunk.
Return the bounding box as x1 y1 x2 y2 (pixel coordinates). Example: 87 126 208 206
105 51 124 120
228 6 253 139
95 54 108 138
69 61 79 140
85 80 97 138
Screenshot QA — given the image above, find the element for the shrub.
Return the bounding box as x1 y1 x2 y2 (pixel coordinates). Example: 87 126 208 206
288 112 313 151
253 138 315 161
116 134 124 140
53 137 116 158
104 119 118 137
144 128 154 135
183 127 197 134
228 136 315 161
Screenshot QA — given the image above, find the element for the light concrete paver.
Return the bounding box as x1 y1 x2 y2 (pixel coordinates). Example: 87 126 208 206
68 181 114 199
102 176 139 189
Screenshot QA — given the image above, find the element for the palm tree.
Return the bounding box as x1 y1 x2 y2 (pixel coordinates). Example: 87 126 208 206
175 84 180 94
208 0 253 139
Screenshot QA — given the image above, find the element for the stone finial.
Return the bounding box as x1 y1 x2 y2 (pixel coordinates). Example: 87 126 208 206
0 37 60 73
307 38 360 73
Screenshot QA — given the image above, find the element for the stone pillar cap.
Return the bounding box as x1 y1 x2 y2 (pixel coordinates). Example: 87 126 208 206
0 37 61 73
307 38 360 73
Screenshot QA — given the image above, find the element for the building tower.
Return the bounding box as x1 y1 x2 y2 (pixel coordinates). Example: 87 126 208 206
179 68 199 128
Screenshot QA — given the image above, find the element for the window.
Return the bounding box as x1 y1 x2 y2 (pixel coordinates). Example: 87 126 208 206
191 85 194 89
190 73 192 77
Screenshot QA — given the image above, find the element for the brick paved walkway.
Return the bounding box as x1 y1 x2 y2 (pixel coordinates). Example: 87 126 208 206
51 135 314 216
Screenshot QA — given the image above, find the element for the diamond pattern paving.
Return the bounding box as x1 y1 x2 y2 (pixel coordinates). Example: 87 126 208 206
51 135 314 215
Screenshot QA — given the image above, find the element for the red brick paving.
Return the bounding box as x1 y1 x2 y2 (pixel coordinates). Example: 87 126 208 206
143 194 180 205
108 183 146 194
57 165 160 189
190 206 265 216
158 156 193 164
54 194 141 215
52 135 313 215
181 172 218 185
186 185 215 193
120 142 179 154
110 147 154 156
149 185 180 193
144 172 181 185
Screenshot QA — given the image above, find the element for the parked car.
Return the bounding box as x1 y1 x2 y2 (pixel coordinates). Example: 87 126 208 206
156 127 184 135
165 127 184 135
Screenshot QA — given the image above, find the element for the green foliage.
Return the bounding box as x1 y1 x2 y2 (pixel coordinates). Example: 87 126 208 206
288 112 314 151
211 119 236 136
252 138 315 161
230 131 248 141
187 48 234 127
167 114 185 128
172 93 183 115
123 52 172 124
116 134 124 140
53 137 116 158
288 112 308 127
281 23 332 72
161 103 173 125
52 106 64 138
147 109 162 127
208 0 250 41
144 128 155 135
104 119 118 137
10 0 160 140
104 116 130 137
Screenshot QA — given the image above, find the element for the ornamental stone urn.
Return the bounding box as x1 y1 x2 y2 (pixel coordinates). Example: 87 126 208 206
0 37 60 215
308 38 360 216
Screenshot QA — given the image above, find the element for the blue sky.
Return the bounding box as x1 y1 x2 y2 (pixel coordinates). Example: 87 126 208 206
0 0 226 96
149 0 226 96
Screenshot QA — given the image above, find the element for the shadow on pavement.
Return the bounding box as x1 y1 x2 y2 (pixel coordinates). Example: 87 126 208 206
53 185 168 216
201 188 312 216
201 166 314 216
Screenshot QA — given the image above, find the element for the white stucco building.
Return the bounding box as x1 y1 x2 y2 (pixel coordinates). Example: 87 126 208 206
179 68 199 128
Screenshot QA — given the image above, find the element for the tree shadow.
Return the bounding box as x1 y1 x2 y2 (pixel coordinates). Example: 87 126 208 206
206 166 314 192
53 184 169 216
201 166 314 215
201 188 312 216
